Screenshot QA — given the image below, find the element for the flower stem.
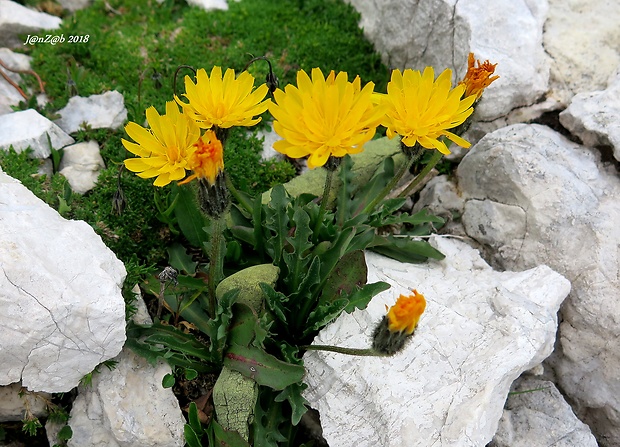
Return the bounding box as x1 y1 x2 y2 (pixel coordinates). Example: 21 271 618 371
397 150 443 198
361 143 424 215
208 216 225 319
225 174 252 214
312 167 335 242
302 344 388 357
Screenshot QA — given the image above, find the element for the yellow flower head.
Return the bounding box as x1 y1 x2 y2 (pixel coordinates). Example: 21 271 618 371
386 290 426 335
179 130 224 186
380 67 476 155
122 101 200 187
459 53 499 99
175 66 270 130
269 67 385 169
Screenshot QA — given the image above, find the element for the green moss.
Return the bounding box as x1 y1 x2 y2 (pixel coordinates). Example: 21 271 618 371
224 128 296 193
8 0 390 268
0 146 169 266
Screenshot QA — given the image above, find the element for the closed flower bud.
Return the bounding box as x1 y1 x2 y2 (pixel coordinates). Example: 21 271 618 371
372 290 426 355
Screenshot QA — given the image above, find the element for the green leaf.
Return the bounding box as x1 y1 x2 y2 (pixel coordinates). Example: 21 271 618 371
318 227 356 282
153 187 180 231
204 288 240 359
229 226 255 246
125 321 218 372
282 207 314 291
224 344 305 391
370 235 445 262
320 250 367 305
351 156 395 216
379 208 445 227
227 303 262 348
290 255 321 302
253 389 289 447
252 193 266 260
344 281 391 313
211 420 251 447
185 368 199 380
275 382 309 426
173 183 211 249
184 425 203 447
162 373 175 388
57 425 73 441
260 282 289 324
265 185 290 265
336 154 355 225
167 243 197 274
346 226 376 252
188 401 205 435
304 298 349 337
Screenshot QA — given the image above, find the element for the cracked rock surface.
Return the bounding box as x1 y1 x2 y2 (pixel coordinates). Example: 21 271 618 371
0 169 126 393
457 123 620 446
490 375 598 447
303 237 570 447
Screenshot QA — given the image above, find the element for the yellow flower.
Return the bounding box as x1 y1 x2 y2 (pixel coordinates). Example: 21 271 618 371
178 130 224 186
459 53 499 99
386 290 426 335
380 67 476 155
269 68 385 169
123 101 200 187
175 66 270 130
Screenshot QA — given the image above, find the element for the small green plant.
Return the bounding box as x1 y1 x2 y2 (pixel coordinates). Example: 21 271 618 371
79 359 119 387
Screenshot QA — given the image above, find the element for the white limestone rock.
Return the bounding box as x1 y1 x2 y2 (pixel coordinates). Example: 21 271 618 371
344 0 549 121
54 91 128 134
67 348 185 447
303 238 570 447
490 376 598 447
0 383 50 422
0 48 32 115
256 127 284 161
456 123 620 446
56 0 92 12
559 70 620 162
58 140 106 194
0 170 126 393
67 294 185 447
0 109 74 158
185 0 228 11
544 0 620 105
0 0 62 48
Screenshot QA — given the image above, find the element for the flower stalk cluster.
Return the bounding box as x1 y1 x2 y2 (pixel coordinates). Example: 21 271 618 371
121 53 498 319
122 66 271 317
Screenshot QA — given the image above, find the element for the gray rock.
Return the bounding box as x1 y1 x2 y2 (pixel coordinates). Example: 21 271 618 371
412 174 466 235
457 123 620 446
0 0 62 48
0 108 74 158
303 238 570 447
490 376 598 447
58 140 106 194
544 0 620 105
559 69 620 162
0 383 50 422
344 0 549 120
256 127 284 161
54 91 128 134
66 292 186 447
56 0 92 12
0 169 126 393
185 0 228 10
0 48 32 115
